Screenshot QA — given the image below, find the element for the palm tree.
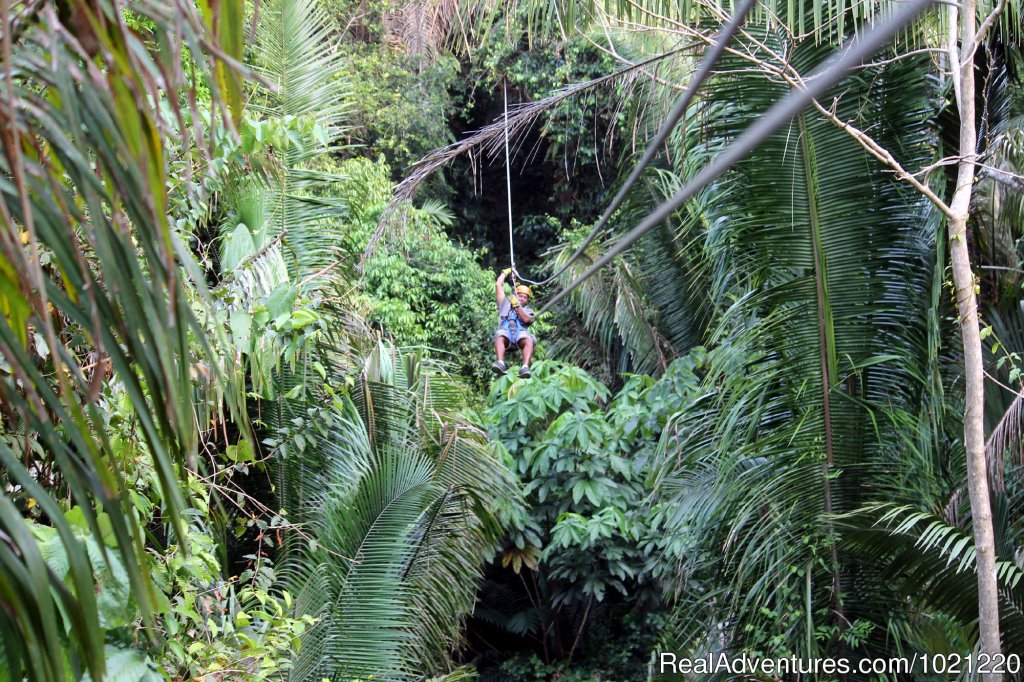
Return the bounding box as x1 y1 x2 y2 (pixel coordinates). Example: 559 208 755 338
648 25 948 660
285 342 521 682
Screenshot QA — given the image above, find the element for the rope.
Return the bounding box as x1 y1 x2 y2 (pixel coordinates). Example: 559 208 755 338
503 79 516 272
515 0 756 288
535 0 935 315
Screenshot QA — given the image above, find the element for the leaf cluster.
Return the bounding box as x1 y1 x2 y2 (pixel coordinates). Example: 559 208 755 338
479 359 700 667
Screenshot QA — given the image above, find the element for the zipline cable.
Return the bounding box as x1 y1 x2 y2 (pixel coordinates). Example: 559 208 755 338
513 0 756 287
535 0 936 316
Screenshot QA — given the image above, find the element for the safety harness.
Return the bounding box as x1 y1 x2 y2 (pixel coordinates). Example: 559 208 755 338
500 296 531 340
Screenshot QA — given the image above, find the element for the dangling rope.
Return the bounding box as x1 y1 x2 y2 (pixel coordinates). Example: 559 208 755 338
503 79 517 286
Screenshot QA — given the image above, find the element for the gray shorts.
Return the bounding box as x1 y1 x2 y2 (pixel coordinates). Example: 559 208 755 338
494 327 536 346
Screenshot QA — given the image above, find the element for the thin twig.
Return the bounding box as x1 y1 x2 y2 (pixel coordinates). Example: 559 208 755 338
985 368 1021 397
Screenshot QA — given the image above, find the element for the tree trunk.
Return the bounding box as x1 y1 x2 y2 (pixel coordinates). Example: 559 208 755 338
949 0 1002 666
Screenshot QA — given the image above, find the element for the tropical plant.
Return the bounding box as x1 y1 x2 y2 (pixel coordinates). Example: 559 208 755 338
226 0 352 283
0 2 247 679
215 0 366 547
212 8 529 679
285 342 521 682
388 0 1024 666
339 157 503 387
837 501 1024 654
512 0 1020 662
477 360 693 673
648 25 949 662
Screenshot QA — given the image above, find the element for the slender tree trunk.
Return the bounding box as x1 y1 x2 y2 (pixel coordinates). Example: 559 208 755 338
949 0 1002 666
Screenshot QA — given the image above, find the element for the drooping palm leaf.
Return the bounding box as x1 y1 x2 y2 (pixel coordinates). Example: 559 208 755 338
0 2 246 679
294 448 446 682
652 24 943 658
543 166 711 378
544 233 673 377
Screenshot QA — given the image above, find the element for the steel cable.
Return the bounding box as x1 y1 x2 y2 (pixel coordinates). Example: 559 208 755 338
536 0 937 316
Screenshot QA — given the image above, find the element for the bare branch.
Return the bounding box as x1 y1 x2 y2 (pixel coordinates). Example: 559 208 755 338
978 165 1024 192
853 47 946 69
964 0 1009 66
911 155 960 177
810 99 956 219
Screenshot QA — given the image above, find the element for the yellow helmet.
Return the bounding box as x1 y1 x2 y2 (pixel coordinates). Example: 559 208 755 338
515 284 532 299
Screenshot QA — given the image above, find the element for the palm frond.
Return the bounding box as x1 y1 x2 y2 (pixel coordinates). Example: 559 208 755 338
652 26 943 657
251 0 350 131
0 3 246 678
988 389 1024 491
984 305 1024 491
283 343 520 680
544 235 672 377
840 503 1024 651
543 166 710 377
231 0 354 281
290 447 442 682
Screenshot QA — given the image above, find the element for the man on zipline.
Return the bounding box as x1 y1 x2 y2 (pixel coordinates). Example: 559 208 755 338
492 268 535 378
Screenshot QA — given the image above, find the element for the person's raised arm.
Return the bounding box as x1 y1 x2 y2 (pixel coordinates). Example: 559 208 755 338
496 268 511 307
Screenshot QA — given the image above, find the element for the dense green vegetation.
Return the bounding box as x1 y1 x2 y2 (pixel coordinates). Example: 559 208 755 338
2 0 1024 680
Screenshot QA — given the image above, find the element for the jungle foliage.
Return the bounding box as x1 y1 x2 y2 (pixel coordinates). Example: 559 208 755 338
471 359 706 679
4 0 1024 680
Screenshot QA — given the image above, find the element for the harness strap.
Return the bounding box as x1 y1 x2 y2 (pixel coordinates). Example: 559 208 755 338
502 310 522 331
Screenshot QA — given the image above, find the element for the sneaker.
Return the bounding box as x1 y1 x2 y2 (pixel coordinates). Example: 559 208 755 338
491 360 508 375
518 365 532 379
